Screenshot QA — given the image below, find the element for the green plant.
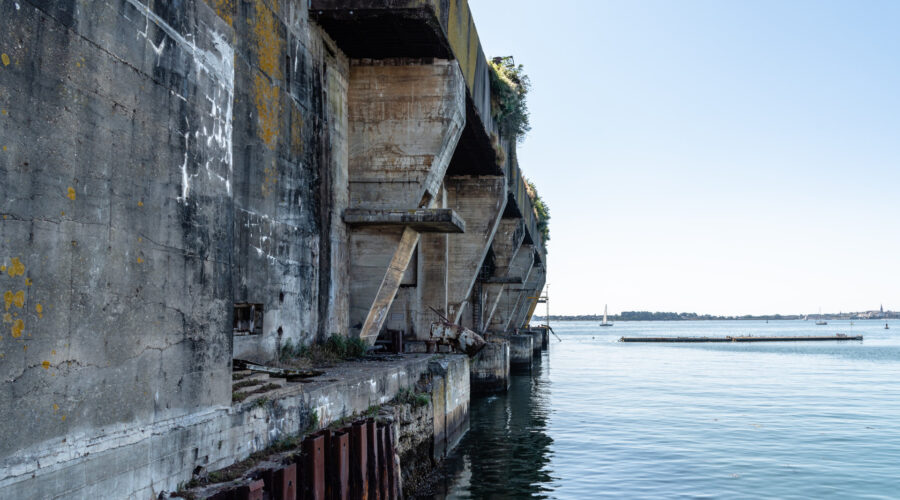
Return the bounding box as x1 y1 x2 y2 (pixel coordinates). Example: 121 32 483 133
525 179 550 244
489 56 531 142
325 334 368 360
395 388 431 409
304 409 320 434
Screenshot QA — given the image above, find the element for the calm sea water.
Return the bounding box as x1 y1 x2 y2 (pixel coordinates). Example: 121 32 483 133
428 320 900 499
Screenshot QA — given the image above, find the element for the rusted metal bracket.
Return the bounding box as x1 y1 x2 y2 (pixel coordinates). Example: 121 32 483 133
427 307 486 357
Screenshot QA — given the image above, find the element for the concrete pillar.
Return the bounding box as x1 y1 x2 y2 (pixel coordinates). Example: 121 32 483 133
470 340 510 395
488 245 534 332
444 176 507 323
347 60 465 343
508 335 533 373
529 330 543 357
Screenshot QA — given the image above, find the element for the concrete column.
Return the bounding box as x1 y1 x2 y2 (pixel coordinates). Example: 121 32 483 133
470 340 510 395
444 176 507 323
488 245 534 332
508 335 533 373
347 60 465 343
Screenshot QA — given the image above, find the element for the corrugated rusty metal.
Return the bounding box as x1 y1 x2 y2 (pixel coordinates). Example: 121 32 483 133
263 463 298 500
248 479 264 500
385 424 398 500
329 429 350 500
376 424 389 499
302 430 328 500
366 419 380 500
350 420 369 500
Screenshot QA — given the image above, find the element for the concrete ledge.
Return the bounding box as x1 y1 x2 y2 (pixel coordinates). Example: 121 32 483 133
477 276 523 284
1 354 469 499
343 209 465 233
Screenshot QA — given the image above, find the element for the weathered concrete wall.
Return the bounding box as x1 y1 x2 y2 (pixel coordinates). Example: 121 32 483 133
429 356 470 460
223 1 350 361
0 354 443 499
0 0 544 496
0 0 235 472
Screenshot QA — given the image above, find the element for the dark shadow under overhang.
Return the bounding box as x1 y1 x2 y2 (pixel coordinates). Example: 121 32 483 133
312 1 503 177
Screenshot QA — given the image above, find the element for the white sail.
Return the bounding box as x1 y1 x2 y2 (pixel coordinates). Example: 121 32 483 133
602 305 608 325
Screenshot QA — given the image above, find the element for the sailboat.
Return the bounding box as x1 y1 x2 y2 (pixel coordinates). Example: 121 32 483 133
599 304 613 327
815 307 827 326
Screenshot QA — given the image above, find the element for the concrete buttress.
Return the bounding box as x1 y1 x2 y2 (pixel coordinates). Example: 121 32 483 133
347 60 466 343
488 244 535 332
444 176 507 325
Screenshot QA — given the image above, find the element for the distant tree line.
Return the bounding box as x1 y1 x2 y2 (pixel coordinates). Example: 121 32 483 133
533 311 802 321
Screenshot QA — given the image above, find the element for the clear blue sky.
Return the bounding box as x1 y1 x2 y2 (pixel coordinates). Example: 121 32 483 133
469 0 900 316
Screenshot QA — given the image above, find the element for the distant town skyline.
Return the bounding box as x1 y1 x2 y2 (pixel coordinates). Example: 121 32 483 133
470 0 900 316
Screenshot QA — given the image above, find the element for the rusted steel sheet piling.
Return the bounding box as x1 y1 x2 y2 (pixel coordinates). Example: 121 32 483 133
620 335 863 343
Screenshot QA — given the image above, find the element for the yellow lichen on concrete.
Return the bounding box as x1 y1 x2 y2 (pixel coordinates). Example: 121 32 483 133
207 0 234 26
67 187 76 200
36 304 42 318
11 319 23 338
1 53 9 66
251 0 284 151
41 360 50 369
12 290 24 308
9 257 24 277
252 0 282 79
3 291 12 311
254 73 282 150
53 403 59 412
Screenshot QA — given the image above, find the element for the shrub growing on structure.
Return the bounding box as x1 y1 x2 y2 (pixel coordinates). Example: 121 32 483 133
526 179 550 244
489 56 531 142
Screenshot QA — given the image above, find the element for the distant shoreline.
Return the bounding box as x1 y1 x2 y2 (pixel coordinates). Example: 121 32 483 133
534 313 897 322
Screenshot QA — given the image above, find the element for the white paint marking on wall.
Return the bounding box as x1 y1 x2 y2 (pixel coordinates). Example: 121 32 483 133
125 0 235 200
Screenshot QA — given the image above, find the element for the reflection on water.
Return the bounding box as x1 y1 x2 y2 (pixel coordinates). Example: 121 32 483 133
425 355 554 499
421 320 900 499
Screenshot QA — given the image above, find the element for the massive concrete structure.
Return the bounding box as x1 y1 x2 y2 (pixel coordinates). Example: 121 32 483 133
0 0 547 497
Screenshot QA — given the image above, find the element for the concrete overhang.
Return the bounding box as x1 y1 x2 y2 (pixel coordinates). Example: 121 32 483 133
343 208 466 233
311 0 503 177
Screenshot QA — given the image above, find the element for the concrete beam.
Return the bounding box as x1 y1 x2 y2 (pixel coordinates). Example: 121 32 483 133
343 208 465 233
445 176 507 323
347 59 465 344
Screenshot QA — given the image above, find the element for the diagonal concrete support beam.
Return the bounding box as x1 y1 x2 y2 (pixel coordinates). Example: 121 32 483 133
347 59 465 344
479 218 525 331
488 244 534 332
510 262 545 330
444 176 507 323
356 227 420 343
